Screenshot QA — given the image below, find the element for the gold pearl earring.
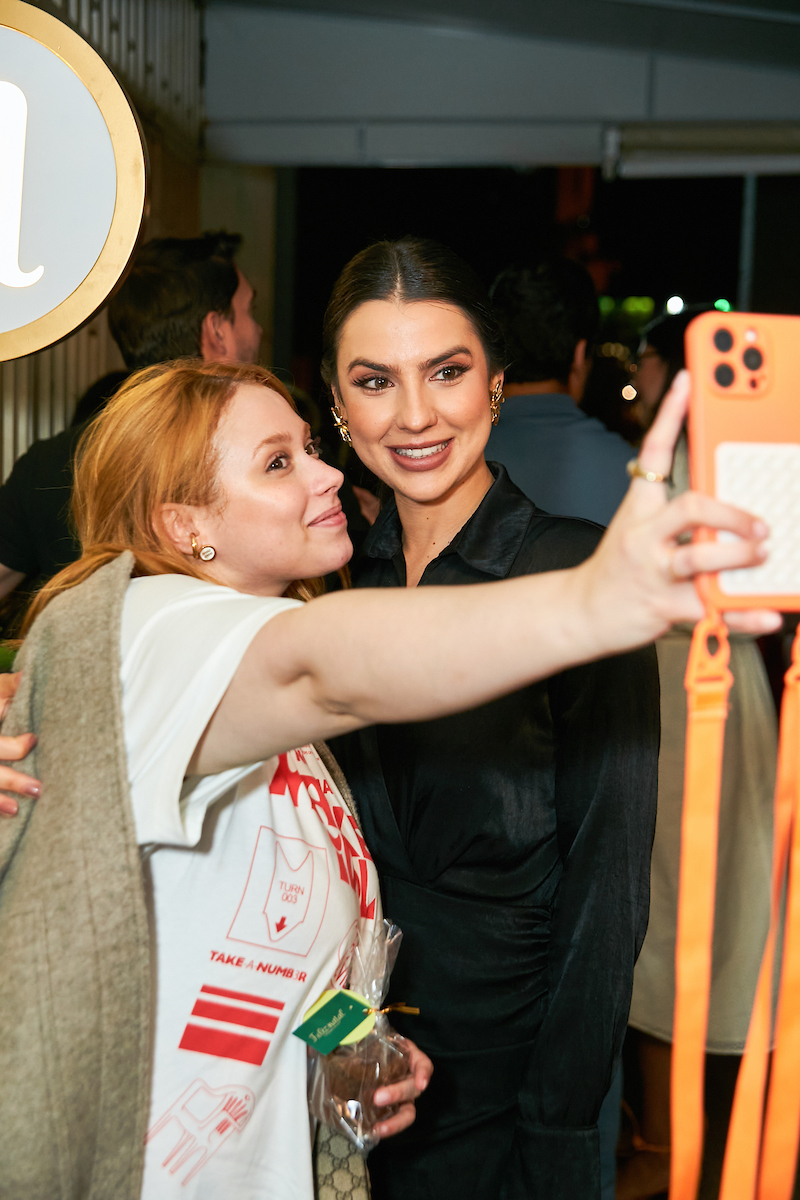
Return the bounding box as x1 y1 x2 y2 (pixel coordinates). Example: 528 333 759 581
490 381 505 425
191 533 216 562
331 403 352 445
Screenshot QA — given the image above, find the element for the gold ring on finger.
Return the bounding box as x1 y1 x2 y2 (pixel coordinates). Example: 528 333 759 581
666 550 684 583
627 458 672 485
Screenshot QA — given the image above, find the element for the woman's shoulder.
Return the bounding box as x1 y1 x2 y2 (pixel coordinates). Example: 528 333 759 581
511 508 605 576
479 463 605 577
121 574 301 659
123 572 230 631
125 572 298 611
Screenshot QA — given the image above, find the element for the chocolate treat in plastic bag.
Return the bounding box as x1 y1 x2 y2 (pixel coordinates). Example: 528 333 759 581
304 921 417 1153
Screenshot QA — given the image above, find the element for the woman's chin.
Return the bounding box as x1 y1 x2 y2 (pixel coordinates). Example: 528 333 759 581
390 467 461 505
315 534 354 577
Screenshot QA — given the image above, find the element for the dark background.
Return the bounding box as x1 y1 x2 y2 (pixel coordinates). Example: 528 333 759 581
274 166 800 397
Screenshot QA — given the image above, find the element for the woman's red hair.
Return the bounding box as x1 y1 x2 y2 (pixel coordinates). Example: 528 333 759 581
22 359 325 635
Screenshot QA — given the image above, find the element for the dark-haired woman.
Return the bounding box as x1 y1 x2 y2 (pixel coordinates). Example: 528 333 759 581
324 238 660 1200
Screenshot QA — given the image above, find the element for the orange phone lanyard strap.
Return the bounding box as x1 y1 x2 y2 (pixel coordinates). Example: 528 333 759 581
717 628 800 1200
670 613 733 1200
757 629 800 1200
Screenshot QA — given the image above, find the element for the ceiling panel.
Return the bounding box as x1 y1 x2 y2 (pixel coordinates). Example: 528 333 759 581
210 0 800 70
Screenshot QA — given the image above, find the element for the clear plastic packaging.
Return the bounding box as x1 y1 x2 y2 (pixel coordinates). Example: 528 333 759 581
307 921 412 1153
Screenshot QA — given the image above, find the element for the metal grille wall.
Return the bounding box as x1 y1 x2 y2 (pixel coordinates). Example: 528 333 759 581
1 0 202 480
50 0 201 141
0 310 124 483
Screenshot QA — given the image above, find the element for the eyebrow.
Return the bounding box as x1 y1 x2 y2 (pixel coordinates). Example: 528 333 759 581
251 423 311 459
346 345 474 374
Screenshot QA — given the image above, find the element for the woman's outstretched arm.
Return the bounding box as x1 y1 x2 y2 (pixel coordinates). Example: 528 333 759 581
190 372 778 776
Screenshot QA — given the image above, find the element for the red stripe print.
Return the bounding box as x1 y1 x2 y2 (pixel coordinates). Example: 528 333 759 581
191 1000 279 1033
179 1024 270 1066
200 985 285 1011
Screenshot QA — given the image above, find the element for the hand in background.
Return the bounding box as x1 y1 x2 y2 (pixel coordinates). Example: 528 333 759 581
0 673 40 815
372 1036 433 1139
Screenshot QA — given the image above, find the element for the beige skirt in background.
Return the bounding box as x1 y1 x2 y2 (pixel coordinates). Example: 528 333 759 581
628 630 778 1053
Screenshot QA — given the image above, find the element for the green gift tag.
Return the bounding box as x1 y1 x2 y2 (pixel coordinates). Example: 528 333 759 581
293 988 375 1055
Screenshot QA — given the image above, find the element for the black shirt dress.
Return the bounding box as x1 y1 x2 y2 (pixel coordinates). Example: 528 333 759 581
331 465 660 1200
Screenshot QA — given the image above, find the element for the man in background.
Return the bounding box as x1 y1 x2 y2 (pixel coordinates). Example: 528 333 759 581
109 231 262 372
0 231 261 602
487 258 632 527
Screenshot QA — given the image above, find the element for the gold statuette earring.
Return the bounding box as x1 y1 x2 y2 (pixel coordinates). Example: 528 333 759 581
490 380 505 425
331 403 352 445
191 533 216 562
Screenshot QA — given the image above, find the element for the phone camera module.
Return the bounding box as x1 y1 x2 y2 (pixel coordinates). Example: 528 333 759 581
743 347 763 371
714 328 734 353
715 363 735 388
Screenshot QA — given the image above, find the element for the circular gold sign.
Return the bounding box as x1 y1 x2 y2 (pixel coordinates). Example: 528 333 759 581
0 0 145 361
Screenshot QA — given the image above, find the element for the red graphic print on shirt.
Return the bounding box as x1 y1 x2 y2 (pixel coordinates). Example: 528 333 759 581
146 1078 255 1186
270 749 377 920
265 843 313 940
178 984 284 1066
228 828 330 956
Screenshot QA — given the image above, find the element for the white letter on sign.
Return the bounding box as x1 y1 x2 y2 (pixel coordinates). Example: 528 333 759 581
0 81 44 288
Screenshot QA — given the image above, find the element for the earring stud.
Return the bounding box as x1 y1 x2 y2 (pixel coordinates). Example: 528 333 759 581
191 533 216 562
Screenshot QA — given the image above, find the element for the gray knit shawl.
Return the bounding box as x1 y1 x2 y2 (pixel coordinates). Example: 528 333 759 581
0 552 151 1200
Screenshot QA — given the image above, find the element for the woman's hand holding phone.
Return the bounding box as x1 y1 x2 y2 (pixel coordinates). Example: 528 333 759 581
578 370 780 652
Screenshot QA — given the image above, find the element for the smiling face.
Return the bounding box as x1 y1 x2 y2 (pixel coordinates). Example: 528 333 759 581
180 384 351 596
334 299 502 507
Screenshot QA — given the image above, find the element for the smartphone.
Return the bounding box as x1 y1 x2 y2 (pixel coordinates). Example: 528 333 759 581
686 310 800 612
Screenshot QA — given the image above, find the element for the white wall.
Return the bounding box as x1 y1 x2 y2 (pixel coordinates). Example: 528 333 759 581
205 5 800 167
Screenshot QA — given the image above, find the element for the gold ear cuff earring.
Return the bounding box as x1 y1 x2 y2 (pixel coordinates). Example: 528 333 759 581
331 403 352 445
490 381 505 425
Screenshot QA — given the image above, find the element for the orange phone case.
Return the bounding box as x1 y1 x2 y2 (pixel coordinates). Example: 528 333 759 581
686 310 800 612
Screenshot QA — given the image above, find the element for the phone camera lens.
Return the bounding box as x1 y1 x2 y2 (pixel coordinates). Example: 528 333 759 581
743 347 763 371
714 329 734 352
715 363 735 388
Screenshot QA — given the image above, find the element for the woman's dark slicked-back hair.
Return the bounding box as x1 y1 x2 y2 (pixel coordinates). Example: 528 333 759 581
320 238 506 392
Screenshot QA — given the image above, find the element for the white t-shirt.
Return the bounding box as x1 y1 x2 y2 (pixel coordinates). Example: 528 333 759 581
120 575 381 1200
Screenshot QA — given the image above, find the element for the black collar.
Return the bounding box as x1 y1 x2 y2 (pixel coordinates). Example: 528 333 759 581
360 463 537 579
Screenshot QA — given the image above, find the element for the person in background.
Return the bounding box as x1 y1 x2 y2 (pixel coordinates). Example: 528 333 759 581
487 259 632 527
627 305 707 436
0 231 261 603
0 370 127 606
618 310 778 1200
